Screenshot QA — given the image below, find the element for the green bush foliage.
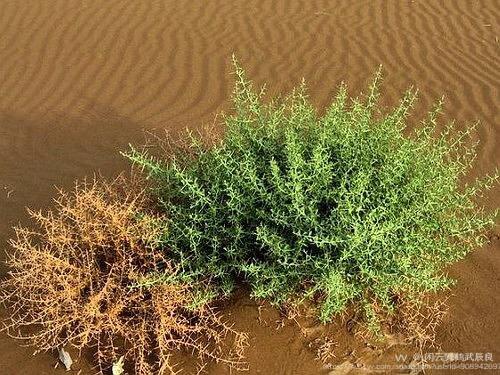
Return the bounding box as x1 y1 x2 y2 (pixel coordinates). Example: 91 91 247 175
127 60 498 323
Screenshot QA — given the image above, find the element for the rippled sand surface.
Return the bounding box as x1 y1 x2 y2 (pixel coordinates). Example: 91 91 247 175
0 1 499 373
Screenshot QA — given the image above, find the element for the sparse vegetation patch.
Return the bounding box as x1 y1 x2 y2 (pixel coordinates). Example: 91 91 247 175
2 60 498 374
1 176 247 374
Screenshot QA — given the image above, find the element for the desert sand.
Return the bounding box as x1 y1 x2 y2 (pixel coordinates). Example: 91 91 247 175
0 1 499 374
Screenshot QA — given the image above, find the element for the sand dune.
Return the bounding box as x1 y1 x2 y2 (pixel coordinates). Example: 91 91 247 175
0 1 499 374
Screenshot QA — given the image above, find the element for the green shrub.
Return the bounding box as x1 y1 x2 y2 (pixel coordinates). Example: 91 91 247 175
127 59 498 323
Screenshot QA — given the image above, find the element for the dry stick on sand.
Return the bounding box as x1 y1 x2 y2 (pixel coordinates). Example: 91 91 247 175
0 176 247 375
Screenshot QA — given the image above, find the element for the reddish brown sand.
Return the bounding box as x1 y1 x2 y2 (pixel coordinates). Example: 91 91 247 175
0 1 499 374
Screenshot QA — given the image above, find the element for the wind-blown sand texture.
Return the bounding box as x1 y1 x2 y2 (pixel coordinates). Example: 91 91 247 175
0 1 499 373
